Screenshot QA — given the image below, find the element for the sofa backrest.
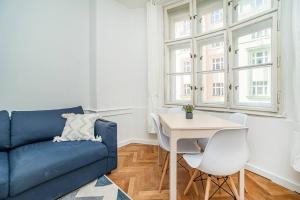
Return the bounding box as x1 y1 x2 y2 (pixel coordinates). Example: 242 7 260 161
10 106 84 148
0 110 10 150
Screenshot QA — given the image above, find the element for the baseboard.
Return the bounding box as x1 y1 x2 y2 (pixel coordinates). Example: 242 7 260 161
118 138 158 147
246 163 300 193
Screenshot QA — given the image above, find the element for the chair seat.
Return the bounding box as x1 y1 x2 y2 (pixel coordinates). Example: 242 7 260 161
183 153 203 168
0 152 9 199
9 140 108 196
160 138 201 154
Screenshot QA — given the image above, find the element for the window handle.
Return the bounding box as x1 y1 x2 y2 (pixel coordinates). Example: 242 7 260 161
198 17 202 23
235 85 239 90
229 84 232 90
194 86 198 90
233 3 239 10
190 86 193 90
235 49 239 54
193 14 198 19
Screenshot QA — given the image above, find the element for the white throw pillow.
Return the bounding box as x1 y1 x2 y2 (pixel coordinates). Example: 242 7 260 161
53 113 102 142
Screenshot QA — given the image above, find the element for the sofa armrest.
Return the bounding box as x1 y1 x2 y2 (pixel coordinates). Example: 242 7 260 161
94 119 117 171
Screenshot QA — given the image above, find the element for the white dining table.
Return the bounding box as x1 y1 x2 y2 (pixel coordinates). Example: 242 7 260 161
159 112 246 200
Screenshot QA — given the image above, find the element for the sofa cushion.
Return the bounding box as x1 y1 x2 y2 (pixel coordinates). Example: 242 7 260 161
0 110 10 150
9 140 108 196
0 152 9 199
10 106 84 147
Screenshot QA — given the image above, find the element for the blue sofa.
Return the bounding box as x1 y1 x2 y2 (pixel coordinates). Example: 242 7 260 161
0 106 117 200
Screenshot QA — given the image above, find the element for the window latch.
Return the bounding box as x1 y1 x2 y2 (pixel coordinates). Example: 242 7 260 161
234 85 239 90
194 86 198 90
229 84 232 90
198 17 202 23
193 14 198 19
228 45 232 52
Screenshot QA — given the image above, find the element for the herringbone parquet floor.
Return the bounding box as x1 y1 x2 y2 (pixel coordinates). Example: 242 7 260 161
108 144 300 200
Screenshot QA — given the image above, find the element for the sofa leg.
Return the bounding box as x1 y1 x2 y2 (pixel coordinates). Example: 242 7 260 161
106 171 112 175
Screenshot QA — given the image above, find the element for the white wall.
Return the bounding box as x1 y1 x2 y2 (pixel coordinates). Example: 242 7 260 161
89 0 156 145
0 0 90 111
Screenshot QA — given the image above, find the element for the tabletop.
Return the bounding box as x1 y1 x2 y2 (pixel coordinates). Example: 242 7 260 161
159 112 245 130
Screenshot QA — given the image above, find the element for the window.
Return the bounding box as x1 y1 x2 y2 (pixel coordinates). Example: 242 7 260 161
212 57 224 70
251 81 268 96
211 9 223 25
184 84 192 96
164 0 279 113
213 83 224 96
251 29 270 39
250 50 270 65
235 0 273 22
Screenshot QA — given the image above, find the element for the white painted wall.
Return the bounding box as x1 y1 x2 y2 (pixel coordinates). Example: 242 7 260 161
0 0 90 111
89 0 156 145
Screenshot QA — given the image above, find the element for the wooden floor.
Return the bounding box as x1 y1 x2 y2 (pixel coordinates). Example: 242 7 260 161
108 144 300 200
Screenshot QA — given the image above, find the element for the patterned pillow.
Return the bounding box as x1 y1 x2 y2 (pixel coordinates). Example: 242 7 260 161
53 113 102 142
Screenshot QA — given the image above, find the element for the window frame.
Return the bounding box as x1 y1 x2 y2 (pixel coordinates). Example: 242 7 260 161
228 12 279 112
193 31 228 108
164 39 194 105
163 0 281 115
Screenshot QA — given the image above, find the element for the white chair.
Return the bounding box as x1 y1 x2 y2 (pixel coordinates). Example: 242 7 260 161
197 113 248 151
150 113 201 192
183 128 249 200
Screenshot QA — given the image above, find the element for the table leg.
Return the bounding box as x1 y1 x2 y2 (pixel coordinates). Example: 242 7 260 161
170 134 178 200
239 168 245 200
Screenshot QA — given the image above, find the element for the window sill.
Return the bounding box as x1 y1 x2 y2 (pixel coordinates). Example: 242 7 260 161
162 104 286 118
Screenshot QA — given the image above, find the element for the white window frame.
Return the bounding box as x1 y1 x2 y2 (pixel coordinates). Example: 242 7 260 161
163 0 280 115
193 32 228 108
228 13 279 112
164 39 193 105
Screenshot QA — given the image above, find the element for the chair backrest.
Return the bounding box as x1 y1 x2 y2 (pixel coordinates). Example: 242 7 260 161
229 113 247 126
199 128 249 176
149 113 169 150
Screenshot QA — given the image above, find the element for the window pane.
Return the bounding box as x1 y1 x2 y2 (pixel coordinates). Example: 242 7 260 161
196 0 224 34
167 3 191 40
196 72 225 104
196 35 225 72
166 75 192 103
167 42 192 73
233 19 272 67
233 0 273 22
234 67 272 107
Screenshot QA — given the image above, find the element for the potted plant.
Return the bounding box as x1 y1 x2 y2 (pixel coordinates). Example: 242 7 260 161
183 104 194 119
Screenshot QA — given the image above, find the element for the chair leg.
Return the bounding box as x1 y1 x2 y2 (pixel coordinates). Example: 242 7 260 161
159 153 169 192
184 169 199 195
161 152 169 172
238 171 248 193
229 176 240 200
204 176 211 200
157 145 161 166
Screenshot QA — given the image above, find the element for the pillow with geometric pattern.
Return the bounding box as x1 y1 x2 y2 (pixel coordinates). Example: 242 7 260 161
53 113 102 142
